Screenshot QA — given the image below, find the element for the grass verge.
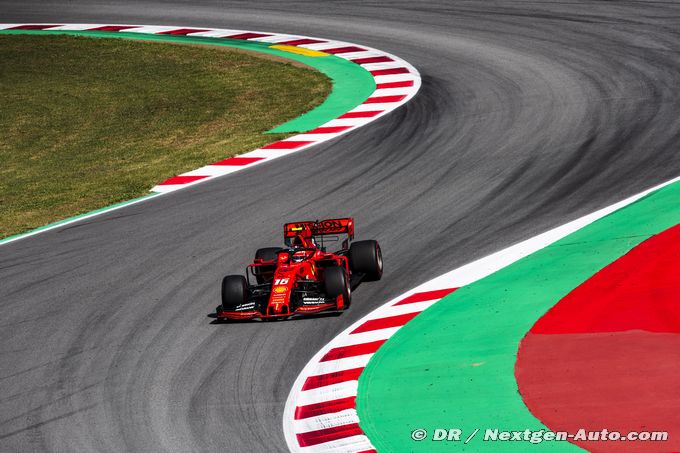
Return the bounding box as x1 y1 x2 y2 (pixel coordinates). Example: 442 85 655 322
0 34 331 238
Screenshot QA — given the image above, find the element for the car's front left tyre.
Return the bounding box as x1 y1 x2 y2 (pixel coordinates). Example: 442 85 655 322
221 275 247 311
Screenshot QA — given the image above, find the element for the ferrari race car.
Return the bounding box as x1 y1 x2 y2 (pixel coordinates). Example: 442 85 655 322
216 218 382 321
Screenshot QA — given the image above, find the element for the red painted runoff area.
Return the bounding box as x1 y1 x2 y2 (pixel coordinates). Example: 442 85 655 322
296 423 364 447
529 224 680 334
517 223 680 452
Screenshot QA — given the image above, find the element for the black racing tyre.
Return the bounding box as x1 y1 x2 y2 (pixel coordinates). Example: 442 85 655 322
255 247 281 262
254 247 281 283
324 266 351 309
221 275 247 310
349 240 383 281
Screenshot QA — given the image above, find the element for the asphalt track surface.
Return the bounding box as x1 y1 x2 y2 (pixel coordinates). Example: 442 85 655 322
2 1 680 452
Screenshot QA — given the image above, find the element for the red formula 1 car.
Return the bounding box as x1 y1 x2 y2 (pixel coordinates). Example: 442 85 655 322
216 218 382 321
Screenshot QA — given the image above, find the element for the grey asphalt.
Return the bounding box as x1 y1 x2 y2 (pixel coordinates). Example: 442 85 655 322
2 1 680 452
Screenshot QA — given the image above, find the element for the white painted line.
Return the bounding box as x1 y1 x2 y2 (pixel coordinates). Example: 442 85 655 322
359 62 407 71
373 300 438 316
292 133 342 141
177 30 226 38
334 327 400 347
372 87 417 96
293 410 359 433
298 435 374 453
42 24 102 30
320 118 376 128
250 35 301 43
178 166 236 177
307 356 372 376
351 102 400 111
332 51 377 60
373 74 417 84
296 381 358 407
298 42 350 51
123 25 177 34
0 192 165 245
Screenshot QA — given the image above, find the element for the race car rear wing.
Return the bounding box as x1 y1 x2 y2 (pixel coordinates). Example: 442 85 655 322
284 218 355 240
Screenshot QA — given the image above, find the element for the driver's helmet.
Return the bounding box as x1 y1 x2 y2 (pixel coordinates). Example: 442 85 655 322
291 251 306 263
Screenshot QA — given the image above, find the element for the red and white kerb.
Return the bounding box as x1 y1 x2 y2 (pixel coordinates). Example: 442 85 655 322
283 287 457 452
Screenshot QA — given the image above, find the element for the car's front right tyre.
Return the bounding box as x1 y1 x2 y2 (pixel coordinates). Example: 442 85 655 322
324 266 351 309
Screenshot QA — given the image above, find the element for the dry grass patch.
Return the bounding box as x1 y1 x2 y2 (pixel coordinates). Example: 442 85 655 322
0 35 331 237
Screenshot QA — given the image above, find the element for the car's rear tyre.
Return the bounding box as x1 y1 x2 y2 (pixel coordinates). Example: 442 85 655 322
255 247 281 261
349 240 383 281
221 275 247 311
325 266 351 309
254 247 281 284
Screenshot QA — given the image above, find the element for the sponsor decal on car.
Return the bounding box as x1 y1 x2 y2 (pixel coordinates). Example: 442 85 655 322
234 302 256 311
284 218 355 238
302 297 328 305
315 219 342 230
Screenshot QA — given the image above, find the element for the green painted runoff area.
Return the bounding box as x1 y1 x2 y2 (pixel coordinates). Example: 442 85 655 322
0 29 375 133
357 180 680 452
